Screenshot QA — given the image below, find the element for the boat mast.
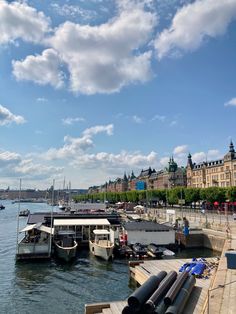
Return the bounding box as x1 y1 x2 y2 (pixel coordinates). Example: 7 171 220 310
49 179 55 257
16 178 22 254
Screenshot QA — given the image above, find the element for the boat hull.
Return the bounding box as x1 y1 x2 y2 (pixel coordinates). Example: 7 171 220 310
89 241 114 261
55 241 77 262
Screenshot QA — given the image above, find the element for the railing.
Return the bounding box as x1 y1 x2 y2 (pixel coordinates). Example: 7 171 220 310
207 280 236 313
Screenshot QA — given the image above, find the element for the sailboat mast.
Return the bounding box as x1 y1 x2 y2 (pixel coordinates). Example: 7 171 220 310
49 179 55 257
16 178 22 254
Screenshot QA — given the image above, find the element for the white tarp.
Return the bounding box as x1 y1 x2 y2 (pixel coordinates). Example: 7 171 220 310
53 218 110 227
93 229 110 235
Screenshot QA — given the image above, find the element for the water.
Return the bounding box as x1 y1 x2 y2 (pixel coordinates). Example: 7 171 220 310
0 200 219 314
0 200 132 314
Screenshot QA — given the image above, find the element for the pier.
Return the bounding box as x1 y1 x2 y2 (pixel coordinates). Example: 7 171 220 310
84 209 236 314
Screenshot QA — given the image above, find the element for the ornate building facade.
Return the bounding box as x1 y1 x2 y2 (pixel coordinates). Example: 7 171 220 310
187 141 236 188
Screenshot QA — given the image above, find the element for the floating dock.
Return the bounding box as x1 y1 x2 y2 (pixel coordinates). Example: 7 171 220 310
84 257 219 314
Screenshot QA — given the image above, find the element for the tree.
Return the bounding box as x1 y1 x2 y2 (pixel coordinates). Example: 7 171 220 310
184 188 200 205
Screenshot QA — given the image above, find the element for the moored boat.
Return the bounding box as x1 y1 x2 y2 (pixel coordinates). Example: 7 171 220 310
54 230 78 262
159 246 175 257
147 243 163 258
132 243 148 256
89 229 114 261
19 209 30 217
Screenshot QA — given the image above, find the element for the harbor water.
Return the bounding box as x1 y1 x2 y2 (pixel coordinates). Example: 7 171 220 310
0 200 218 314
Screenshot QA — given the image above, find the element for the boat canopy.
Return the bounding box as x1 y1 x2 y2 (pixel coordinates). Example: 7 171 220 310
53 218 110 227
93 229 110 235
20 223 54 234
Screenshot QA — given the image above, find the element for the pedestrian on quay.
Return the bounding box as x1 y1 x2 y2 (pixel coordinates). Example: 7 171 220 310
183 217 189 236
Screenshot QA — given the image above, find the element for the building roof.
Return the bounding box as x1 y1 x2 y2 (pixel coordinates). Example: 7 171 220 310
123 221 173 232
53 218 110 227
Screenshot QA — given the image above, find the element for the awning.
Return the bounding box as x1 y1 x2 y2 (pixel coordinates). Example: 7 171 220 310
20 224 37 233
20 223 54 234
53 218 110 227
37 225 54 235
93 229 110 235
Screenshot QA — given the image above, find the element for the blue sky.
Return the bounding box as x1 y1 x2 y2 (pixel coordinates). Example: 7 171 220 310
0 0 236 190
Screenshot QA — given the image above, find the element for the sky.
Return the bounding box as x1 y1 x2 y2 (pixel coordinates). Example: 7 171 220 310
0 0 236 190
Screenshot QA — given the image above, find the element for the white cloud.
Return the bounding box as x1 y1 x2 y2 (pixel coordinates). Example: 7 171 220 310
71 150 158 169
224 97 236 107
160 156 170 167
62 117 85 125
50 3 96 21
0 0 50 45
0 105 26 126
173 144 188 155
152 114 166 122
47 2 156 94
83 124 114 137
133 115 143 124
191 149 222 164
44 124 113 160
155 0 236 59
36 97 48 102
0 150 21 164
13 159 63 178
12 49 64 88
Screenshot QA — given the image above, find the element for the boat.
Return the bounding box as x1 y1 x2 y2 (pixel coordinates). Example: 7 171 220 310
132 243 148 256
159 247 175 257
19 209 30 217
58 200 66 210
89 229 114 261
0 204 5 210
54 230 78 262
147 243 163 258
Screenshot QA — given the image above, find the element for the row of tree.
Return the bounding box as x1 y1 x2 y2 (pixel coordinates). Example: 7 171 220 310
73 186 236 205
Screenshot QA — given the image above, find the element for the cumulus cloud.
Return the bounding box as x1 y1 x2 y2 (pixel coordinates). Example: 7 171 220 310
13 159 63 178
0 150 21 164
224 97 236 107
12 49 64 88
0 0 50 45
192 149 222 164
133 115 143 124
71 150 158 169
47 2 156 94
173 144 188 155
151 114 166 122
155 0 236 59
83 124 114 137
44 124 114 160
62 117 85 125
0 105 26 126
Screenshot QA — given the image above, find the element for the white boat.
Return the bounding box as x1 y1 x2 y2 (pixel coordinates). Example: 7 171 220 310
89 229 114 261
54 230 78 262
159 247 175 257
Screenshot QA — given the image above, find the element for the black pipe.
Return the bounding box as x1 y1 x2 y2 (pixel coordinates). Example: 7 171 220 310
128 271 167 311
154 299 168 314
143 271 177 313
165 275 196 314
122 305 134 314
164 271 189 306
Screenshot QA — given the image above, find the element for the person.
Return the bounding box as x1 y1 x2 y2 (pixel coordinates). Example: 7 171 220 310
183 217 189 236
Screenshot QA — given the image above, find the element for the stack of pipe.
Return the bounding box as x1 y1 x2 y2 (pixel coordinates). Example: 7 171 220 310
122 271 167 314
143 271 177 314
165 275 196 314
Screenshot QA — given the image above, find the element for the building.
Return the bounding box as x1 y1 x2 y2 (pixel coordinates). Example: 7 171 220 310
187 141 236 188
149 157 186 190
122 221 175 245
